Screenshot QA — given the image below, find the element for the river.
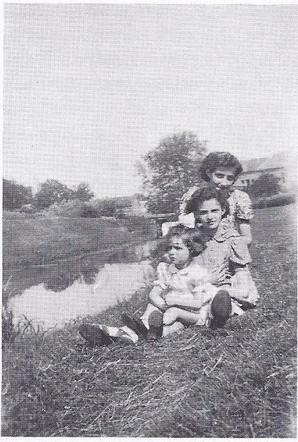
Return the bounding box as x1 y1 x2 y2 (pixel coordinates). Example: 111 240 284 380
4 241 159 330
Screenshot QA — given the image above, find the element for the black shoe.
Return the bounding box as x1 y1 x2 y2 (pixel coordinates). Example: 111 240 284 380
147 311 163 341
79 323 114 346
210 290 232 329
121 312 148 338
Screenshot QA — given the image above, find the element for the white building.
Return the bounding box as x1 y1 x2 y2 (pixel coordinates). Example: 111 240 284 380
235 151 296 191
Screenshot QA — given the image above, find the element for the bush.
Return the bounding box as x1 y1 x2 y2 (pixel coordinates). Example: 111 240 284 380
252 193 296 209
41 199 98 218
20 204 36 214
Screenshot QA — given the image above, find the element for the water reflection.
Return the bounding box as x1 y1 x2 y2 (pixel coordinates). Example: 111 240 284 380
5 241 158 330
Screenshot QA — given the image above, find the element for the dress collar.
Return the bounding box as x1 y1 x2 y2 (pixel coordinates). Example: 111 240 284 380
197 220 239 243
168 262 193 275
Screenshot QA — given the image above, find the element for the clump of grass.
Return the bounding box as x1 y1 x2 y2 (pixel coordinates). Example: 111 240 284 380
2 306 16 345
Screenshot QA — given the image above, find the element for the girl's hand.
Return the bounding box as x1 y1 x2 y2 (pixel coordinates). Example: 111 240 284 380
164 293 177 307
209 264 230 285
157 300 168 311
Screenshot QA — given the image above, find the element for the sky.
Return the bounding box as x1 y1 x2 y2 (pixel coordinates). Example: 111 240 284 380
4 4 298 198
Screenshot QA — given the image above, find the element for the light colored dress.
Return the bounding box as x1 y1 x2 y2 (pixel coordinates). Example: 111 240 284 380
141 261 234 327
161 186 254 235
194 222 259 306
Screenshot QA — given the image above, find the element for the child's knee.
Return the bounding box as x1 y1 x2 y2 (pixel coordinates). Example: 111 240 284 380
163 307 179 325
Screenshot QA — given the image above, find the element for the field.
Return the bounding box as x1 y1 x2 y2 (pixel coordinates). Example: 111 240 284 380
3 213 156 270
2 205 297 437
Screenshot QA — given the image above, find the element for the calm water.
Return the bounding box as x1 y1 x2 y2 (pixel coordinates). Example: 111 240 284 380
4 241 158 330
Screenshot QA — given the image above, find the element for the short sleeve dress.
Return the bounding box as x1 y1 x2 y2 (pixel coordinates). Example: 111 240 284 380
153 261 215 298
227 189 254 228
152 261 218 325
194 222 259 306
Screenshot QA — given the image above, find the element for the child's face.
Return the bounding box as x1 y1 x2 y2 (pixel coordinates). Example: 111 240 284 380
195 198 224 231
168 236 191 269
206 168 236 189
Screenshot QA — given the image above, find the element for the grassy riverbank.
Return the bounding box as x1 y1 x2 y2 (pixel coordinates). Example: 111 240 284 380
2 205 297 437
3 213 156 270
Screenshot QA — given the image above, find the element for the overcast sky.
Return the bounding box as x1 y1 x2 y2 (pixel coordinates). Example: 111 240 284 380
4 4 298 198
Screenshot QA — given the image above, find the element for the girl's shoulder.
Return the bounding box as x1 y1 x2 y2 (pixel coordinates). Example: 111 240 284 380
230 188 252 204
229 188 254 220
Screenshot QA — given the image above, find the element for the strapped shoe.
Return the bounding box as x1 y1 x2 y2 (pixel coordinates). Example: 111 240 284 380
121 312 148 338
147 310 164 341
210 289 232 329
79 323 115 346
79 323 136 346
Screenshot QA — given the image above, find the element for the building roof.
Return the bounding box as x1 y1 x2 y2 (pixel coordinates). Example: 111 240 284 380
241 152 289 173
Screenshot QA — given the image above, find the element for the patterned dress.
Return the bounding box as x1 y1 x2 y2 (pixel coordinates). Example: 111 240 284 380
194 222 259 306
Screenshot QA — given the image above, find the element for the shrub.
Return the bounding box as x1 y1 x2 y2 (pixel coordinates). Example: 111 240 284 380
20 204 36 214
252 193 296 209
41 199 98 218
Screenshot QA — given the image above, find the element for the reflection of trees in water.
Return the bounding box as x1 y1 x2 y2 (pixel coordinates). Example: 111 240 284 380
44 263 100 292
80 267 98 285
5 261 101 296
5 240 161 297
107 247 136 263
44 271 78 292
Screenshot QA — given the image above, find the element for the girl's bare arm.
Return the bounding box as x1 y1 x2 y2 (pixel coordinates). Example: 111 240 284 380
148 286 167 311
238 222 252 246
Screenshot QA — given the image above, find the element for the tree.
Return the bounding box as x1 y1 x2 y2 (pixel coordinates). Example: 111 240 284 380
248 173 281 198
91 199 117 217
3 179 32 210
34 179 73 209
137 132 207 213
72 183 94 202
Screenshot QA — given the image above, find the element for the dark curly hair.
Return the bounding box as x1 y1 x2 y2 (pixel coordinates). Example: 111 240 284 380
185 186 229 217
200 152 243 182
165 224 206 257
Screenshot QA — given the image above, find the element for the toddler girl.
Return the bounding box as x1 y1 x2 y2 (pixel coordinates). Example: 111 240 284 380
79 225 234 346
163 152 253 246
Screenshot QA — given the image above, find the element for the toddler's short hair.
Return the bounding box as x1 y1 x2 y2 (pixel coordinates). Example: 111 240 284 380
185 185 229 216
200 152 243 181
166 224 206 256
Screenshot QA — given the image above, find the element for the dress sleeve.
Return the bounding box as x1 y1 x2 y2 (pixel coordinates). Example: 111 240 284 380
235 191 254 221
230 236 252 266
153 262 169 289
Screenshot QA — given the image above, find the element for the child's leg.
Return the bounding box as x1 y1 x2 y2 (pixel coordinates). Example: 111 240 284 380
163 307 201 326
79 323 139 345
140 303 163 329
162 321 184 337
230 269 259 306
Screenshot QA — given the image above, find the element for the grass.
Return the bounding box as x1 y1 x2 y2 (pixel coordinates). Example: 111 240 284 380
2 204 297 437
3 214 156 270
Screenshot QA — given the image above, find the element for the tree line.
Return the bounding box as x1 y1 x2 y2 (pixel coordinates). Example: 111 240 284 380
4 131 283 215
3 179 94 211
